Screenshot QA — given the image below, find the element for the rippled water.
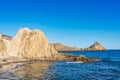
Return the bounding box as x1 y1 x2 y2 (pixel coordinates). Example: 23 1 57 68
0 50 120 80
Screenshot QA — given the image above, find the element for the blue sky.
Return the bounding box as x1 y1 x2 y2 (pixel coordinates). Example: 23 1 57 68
0 0 120 49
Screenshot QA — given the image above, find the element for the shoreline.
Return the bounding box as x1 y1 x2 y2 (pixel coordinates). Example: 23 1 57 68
0 52 100 66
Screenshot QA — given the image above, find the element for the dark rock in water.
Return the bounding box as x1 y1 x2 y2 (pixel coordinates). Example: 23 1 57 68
58 53 99 63
57 53 75 60
74 55 99 63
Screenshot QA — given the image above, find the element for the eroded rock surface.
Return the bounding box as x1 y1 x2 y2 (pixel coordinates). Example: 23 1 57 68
0 34 10 58
7 28 58 59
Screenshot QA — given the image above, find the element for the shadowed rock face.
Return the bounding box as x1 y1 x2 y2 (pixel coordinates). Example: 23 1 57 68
84 42 105 50
0 34 10 57
0 35 7 57
7 28 58 59
50 43 81 51
0 34 12 57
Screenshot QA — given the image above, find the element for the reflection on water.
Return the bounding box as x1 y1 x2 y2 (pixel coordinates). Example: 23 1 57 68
0 61 52 80
13 61 52 80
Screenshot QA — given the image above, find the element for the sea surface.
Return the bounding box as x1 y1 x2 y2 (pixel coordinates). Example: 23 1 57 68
0 50 120 80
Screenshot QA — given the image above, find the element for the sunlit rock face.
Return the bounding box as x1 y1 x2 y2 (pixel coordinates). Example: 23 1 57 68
85 42 105 50
7 28 58 59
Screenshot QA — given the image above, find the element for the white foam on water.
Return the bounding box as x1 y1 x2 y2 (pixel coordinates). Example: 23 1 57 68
66 61 83 64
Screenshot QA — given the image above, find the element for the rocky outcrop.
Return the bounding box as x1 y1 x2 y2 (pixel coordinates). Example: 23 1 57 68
73 55 99 63
84 42 105 50
7 28 58 59
0 34 10 58
0 28 105 62
57 53 99 63
50 43 81 51
0 34 12 58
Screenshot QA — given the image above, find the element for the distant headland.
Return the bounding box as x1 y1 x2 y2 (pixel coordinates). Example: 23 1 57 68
50 42 105 51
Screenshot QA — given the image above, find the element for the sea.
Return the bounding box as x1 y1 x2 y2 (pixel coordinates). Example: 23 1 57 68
0 50 120 80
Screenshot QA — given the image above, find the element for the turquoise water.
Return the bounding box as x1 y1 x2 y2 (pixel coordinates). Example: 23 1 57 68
0 50 120 80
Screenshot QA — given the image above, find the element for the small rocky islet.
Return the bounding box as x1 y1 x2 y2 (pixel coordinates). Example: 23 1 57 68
0 28 102 65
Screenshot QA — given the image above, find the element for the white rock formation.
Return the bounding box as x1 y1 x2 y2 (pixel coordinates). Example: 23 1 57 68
7 28 58 59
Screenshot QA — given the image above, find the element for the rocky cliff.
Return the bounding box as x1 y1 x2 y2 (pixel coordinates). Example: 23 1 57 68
84 42 105 50
0 28 58 59
50 43 81 51
0 34 10 58
7 28 58 59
